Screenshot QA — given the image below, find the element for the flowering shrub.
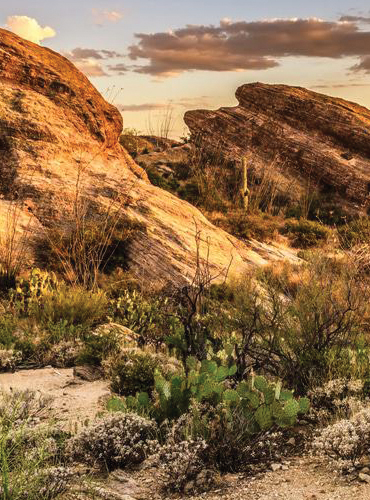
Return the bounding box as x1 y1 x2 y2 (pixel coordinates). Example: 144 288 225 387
308 378 365 423
66 413 158 470
312 407 370 470
156 439 213 493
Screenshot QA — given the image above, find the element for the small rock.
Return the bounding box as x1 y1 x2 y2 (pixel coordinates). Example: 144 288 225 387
360 467 370 474
287 438 296 446
359 472 370 483
73 365 103 382
271 463 282 472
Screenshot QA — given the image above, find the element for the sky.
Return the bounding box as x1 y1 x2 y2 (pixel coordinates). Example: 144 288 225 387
2 1 370 138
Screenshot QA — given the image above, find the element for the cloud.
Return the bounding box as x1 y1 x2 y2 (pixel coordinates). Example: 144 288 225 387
5 15 56 44
339 15 370 24
312 82 370 89
108 63 128 75
119 102 169 112
92 9 123 25
351 56 370 73
118 96 211 112
63 47 123 77
128 17 370 77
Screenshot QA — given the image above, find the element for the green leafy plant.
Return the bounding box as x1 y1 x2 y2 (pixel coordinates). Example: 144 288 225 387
283 219 330 248
112 290 167 347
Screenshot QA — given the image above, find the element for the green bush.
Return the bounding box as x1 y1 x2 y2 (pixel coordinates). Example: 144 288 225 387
112 290 168 347
223 257 368 393
283 219 330 248
11 270 108 327
0 314 16 349
78 324 126 366
226 212 281 242
110 349 160 396
338 217 370 249
146 169 180 193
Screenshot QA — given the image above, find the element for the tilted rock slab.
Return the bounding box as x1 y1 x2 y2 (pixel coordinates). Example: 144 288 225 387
0 30 298 285
185 82 370 212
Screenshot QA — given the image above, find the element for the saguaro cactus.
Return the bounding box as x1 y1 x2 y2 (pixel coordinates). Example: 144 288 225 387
241 157 250 211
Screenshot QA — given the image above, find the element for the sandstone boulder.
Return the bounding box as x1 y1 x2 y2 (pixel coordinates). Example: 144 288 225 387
185 82 370 212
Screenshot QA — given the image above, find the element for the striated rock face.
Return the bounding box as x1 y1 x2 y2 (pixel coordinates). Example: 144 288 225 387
0 30 297 285
185 82 370 211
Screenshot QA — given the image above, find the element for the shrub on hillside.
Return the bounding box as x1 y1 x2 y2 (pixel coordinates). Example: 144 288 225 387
211 211 281 242
338 217 370 249
283 219 330 248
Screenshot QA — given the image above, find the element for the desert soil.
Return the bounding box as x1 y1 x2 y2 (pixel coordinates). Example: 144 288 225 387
0 368 369 500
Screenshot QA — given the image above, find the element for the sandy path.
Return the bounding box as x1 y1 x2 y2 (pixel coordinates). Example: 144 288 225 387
0 367 110 428
188 457 370 500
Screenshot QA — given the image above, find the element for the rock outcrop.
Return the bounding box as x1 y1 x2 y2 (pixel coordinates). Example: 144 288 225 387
0 30 297 285
185 83 370 212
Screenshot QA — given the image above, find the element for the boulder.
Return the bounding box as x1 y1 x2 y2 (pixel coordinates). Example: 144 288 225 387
185 82 370 213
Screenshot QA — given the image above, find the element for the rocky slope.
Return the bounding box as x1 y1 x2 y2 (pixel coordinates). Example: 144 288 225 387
0 30 298 285
185 83 370 212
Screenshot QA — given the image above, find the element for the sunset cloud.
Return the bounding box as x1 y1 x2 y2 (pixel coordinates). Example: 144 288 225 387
119 96 210 112
351 56 370 73
92 9 123 25
63 47 123 77
5 15 56 44
128 17 370 77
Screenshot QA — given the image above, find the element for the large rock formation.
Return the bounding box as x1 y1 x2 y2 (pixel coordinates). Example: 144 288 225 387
0 29 296 285
185 83 370 212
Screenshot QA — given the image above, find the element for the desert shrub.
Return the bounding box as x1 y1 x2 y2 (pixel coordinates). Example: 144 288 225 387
31 285 108 327
283 219 330 248
11 271 108 327
146 169 180 193
338 217 370 249
0 314 16 349
0 389 52 426
257 261 308 297
211 211 281 242
312 407 370 469
66 413 158 470
156 439 213 493
109 349 160 396
78 323 129 365
177 180 202 206
223 258 368 393
171 402 286 472
119 129 153 157
108 348 181 396
308 379 366 424
112 290 168 347
0 390 71 500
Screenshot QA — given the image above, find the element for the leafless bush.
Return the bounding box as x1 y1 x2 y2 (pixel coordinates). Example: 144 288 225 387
42 165 142 289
